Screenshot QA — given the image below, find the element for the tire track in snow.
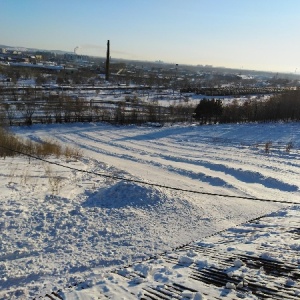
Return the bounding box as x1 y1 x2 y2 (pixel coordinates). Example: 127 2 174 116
53 131 300 200
80 129 300 191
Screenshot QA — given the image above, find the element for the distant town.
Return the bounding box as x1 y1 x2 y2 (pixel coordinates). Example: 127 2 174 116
1 43 300 127
1 43 300 87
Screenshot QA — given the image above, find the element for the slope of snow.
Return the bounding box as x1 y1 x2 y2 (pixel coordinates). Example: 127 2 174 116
66 205 299 299
1 122 300 299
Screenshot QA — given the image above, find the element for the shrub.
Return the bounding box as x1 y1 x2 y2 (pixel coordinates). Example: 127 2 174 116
286 142 293 153
0 128 81 160
265 141 272 154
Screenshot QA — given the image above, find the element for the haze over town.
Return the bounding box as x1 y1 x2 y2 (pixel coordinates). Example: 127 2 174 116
1 0 300 73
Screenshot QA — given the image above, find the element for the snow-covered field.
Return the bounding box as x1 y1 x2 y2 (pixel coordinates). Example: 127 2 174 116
1 122 300 299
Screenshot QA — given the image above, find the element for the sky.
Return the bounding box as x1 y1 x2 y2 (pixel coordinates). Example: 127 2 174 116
1 0 300 72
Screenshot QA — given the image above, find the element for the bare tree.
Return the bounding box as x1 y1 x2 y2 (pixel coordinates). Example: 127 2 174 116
2 103 16 126
18 100 36 125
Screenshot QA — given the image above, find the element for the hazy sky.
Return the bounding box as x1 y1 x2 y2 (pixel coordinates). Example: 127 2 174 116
1 0 300 72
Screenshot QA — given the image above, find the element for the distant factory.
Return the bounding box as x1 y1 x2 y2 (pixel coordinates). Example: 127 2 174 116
64 46 89 65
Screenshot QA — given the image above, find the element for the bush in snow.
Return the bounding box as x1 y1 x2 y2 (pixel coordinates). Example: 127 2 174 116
286 141 293 153
0 128 82 160
264 141 272 154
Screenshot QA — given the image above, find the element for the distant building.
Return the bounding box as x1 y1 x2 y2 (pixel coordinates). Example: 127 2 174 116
64 53 89 63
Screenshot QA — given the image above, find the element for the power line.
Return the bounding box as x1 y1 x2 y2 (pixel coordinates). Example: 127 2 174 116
0 144 299 205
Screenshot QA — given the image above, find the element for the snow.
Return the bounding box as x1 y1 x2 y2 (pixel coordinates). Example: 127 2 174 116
66 204 300 300
0 122 300 299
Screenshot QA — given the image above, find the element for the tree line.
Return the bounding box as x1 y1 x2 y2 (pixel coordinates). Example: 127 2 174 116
0 91 195 126
221 90 300 123
194 90 300 123
1 88 300 127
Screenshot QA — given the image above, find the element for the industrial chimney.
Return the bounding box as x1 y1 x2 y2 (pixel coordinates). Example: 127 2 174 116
105 40 110 81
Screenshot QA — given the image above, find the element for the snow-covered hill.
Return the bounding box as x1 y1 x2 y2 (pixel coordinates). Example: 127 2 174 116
1 122 300 299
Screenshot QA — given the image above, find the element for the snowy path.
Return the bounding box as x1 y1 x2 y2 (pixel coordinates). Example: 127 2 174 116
17 122 300 201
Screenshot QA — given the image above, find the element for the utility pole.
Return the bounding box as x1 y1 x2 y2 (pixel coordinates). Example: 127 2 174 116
173 63 178 96
105 40 110 81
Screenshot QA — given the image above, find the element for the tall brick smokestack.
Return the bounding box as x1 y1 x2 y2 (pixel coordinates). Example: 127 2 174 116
105 40 110 81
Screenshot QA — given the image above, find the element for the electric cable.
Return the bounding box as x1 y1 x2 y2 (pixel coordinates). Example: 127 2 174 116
1 144 299 205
